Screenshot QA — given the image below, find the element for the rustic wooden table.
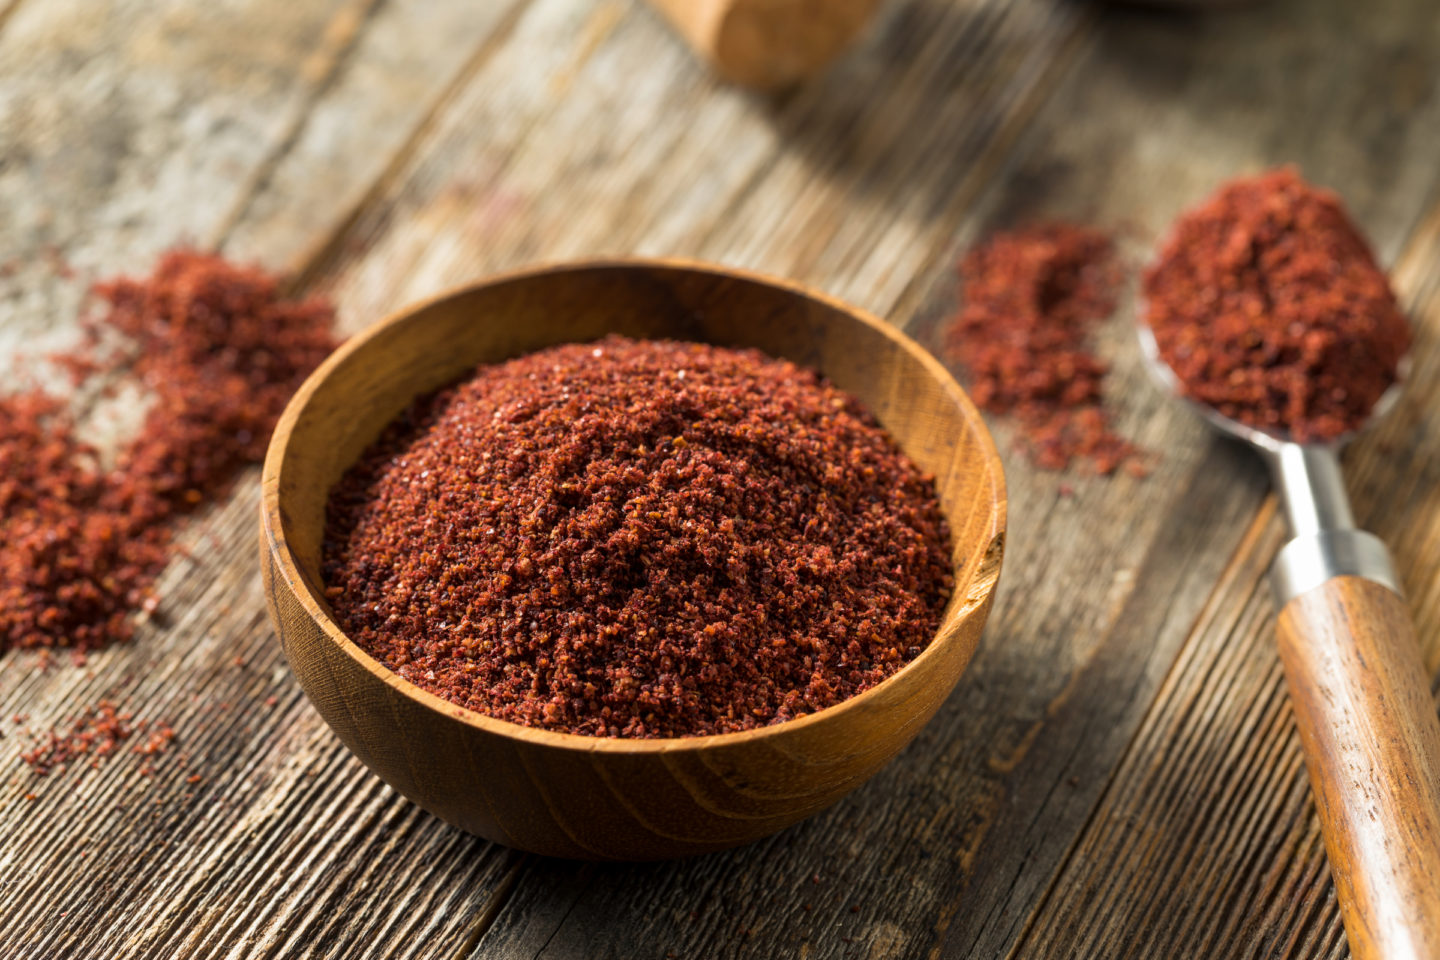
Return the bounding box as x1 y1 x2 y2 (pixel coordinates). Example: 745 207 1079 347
3 0 1438 957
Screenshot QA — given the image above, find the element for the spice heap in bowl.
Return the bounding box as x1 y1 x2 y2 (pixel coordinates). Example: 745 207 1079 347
262 261 1004 859
323 336 953 739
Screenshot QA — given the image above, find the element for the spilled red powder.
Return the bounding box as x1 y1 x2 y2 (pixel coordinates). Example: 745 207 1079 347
132 722 176 757
1144 168 1410 442
19 701 134 775
0 251 338 651
946 223 1144 475
324 336 954 738
18 702 175 777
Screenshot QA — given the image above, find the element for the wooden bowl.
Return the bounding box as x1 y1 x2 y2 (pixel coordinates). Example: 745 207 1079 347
260 260 1006 860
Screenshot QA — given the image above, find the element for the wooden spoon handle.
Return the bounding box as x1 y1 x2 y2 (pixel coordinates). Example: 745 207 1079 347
643 0 883 89
1277 576 1440 960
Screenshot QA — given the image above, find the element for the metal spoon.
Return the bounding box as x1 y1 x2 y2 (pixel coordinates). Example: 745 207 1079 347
1137 324 1440 960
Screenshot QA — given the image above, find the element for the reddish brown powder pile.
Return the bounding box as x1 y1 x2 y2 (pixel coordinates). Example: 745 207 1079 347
1144 168 1410 442
946 223 1143 474
323 336 953 738
0 251 338 651
19 701 127 775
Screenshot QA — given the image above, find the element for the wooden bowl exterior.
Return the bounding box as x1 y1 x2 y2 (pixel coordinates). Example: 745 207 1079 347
260 260 1005 860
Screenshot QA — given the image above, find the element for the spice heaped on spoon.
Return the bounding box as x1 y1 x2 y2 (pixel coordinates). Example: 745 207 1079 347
1143 167 1410 443
1139 169 1440 960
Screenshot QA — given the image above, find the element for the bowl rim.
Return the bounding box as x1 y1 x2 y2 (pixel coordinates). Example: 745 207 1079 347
261 257 1006 755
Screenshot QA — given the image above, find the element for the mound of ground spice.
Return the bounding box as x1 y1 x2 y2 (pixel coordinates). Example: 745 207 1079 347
946 223 1144 475
1144 168 1410 442
0 251 338 651
323 336 953 739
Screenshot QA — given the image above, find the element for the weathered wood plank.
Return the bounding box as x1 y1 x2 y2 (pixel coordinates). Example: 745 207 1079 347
0 1 529 957
0 0 367 361
221 0 530 269
321 0 1093 326
1012 187 1440 960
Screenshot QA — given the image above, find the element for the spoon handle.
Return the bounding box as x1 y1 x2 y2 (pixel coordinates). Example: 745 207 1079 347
1277 576 1440 960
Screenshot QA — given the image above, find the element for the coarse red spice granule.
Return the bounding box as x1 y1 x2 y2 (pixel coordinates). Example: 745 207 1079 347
1144 168 1410 442
132 722 176 757
946 223 1145 475
0 250 338 650
324 336 954 738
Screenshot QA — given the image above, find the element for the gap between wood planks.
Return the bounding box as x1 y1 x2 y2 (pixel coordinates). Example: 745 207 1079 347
204 0 392 251
993 182 1440 960
451 852 535 960
282 0 533 293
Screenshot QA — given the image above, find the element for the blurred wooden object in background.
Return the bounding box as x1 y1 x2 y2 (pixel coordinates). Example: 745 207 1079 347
644 0 885 88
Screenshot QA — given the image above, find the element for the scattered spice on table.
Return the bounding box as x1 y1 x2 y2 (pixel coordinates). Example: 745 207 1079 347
1144 167 1410 442
0 250 338 651
945 223 1145 475
18 701 178 779
19 701 134 775
324 336 953 738
133 722 176 757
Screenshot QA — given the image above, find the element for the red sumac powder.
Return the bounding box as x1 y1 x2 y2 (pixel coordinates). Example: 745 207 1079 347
0 251 337 650
18 700 174 777
323 336 954 738
1144 168 1410 441
20 700 130 775
946 224 1144 475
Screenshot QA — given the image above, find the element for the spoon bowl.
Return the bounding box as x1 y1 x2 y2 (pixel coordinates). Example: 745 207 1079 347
261 259 1006 860
1134 319 1407 453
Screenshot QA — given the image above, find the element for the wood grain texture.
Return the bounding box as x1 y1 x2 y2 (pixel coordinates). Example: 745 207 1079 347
1277 578 1440 960
643 0 884 89
262 261 1005 859
320 0 1093 326
221 0 530 269
3 0 1440 955
0 0 368 369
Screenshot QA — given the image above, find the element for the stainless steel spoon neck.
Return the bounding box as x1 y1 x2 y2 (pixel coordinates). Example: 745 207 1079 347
1262 443 1402 605
1260 443 1354 537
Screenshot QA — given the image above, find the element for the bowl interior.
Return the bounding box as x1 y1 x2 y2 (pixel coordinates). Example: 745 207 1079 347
267 260 1005 741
